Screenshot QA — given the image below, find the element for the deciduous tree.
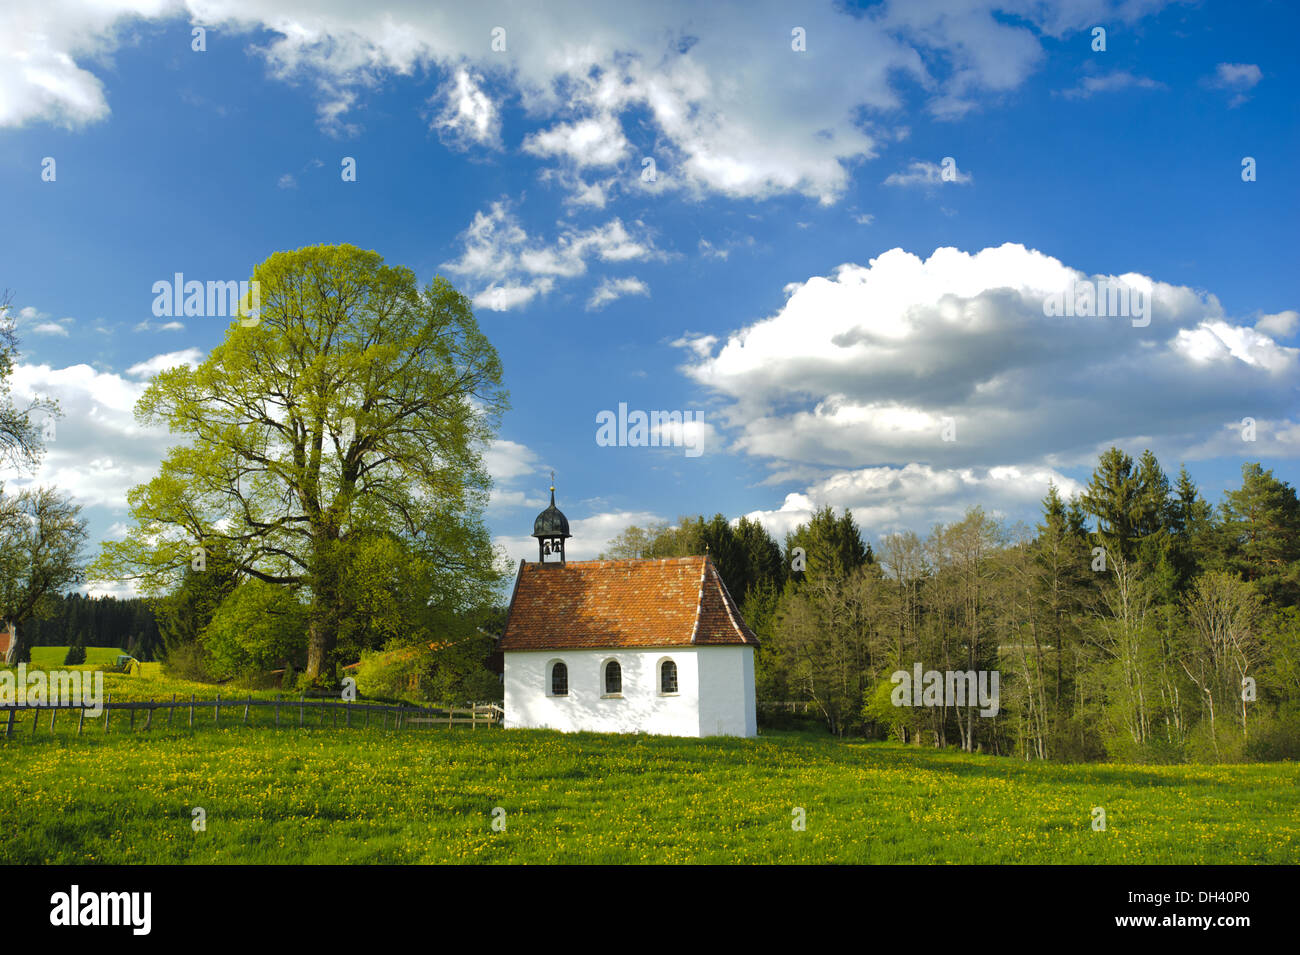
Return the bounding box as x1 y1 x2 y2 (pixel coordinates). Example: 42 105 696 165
95 245 507 682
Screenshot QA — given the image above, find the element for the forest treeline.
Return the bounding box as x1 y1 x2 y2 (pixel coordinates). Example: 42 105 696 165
14 592 162 661
601 449 1300 763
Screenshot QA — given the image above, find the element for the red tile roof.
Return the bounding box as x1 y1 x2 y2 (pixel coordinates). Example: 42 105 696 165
499 556 758 651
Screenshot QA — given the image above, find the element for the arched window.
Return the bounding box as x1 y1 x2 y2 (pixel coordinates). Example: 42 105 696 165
604 660 622 695
660 659 678 695
550 661 568 696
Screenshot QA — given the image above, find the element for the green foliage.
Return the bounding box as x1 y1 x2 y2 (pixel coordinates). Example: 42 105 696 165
353 632 501 704
748 450 1299 763
0 488 89 661
1258 607 1300 713
785 505 871 580
94 245 508 681
153 539 240 658
1078 445 1190 592
1217 462 1300 605
770 563 885 738
862 678 908 741
1244 713 1300 761
18 593 162 661
161 640 215 683
63 639 86 666
0 289 57 471
201 580 308 679
352 645 424 701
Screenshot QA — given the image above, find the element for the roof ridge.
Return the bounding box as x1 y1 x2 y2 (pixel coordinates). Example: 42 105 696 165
498 559 528 645
688 555 708 644
552 555 704 566
710 559 756 645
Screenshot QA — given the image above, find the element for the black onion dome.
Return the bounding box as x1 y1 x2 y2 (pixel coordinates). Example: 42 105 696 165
533 487 571 539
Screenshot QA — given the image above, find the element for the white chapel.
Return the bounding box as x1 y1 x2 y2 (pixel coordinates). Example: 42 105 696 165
499 486 758 738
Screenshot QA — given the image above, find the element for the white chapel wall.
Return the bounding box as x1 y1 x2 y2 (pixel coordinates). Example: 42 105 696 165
504 646 756 738
697 645 757 737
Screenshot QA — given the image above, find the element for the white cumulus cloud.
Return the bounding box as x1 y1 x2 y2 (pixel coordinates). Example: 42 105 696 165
125 348 205 379
677 243 1299 473
0 0 1175 202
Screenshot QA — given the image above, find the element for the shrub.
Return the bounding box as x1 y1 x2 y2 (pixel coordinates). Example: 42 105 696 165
353 645 423 702
162 641 215 683
1185 720 1248 764
1245 713 1300 761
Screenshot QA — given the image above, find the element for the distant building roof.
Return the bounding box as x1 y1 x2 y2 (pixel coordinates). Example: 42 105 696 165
499 555 758 652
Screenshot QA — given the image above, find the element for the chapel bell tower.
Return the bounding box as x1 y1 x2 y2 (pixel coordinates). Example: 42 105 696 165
532 474 571 563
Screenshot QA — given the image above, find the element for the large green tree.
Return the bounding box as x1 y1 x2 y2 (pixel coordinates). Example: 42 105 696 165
0 293 86 660
0 488 89 661
1080 447 1141 566
785 506 871 580
1 289 55 470
1217 463 1300 606
96 245 508 681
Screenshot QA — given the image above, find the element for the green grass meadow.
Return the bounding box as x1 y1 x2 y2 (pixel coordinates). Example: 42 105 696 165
3 705 1297 864
26 646 130 668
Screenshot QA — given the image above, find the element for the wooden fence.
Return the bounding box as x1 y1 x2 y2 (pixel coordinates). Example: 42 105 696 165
757 701 815 714
0 694 504 739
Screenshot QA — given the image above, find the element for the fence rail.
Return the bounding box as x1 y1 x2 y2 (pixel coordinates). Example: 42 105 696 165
757 701 815 714
0 694 503 739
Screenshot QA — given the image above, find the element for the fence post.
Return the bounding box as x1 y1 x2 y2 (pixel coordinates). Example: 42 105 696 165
143 700 153 732
33 706 39 735
4 707 13 739
168 693 176 726
105 694 111 734
215 693 220 727
50 707 57 732
77 706 85 736
243 696 250 726
189 694 195 728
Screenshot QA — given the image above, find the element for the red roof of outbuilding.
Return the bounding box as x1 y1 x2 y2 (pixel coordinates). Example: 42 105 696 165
499 556 758 651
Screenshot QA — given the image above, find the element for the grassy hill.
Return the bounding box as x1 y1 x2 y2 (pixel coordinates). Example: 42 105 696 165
2 726 1296 864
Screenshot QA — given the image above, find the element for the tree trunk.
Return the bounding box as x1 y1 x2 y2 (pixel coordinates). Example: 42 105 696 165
4 620 28 664
305 614 336 682
304 543 345 683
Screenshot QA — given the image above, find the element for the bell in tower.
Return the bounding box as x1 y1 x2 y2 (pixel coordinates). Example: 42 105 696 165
532 473 572 564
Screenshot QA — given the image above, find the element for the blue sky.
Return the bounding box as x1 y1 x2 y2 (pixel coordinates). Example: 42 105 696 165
1 0 1296 590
